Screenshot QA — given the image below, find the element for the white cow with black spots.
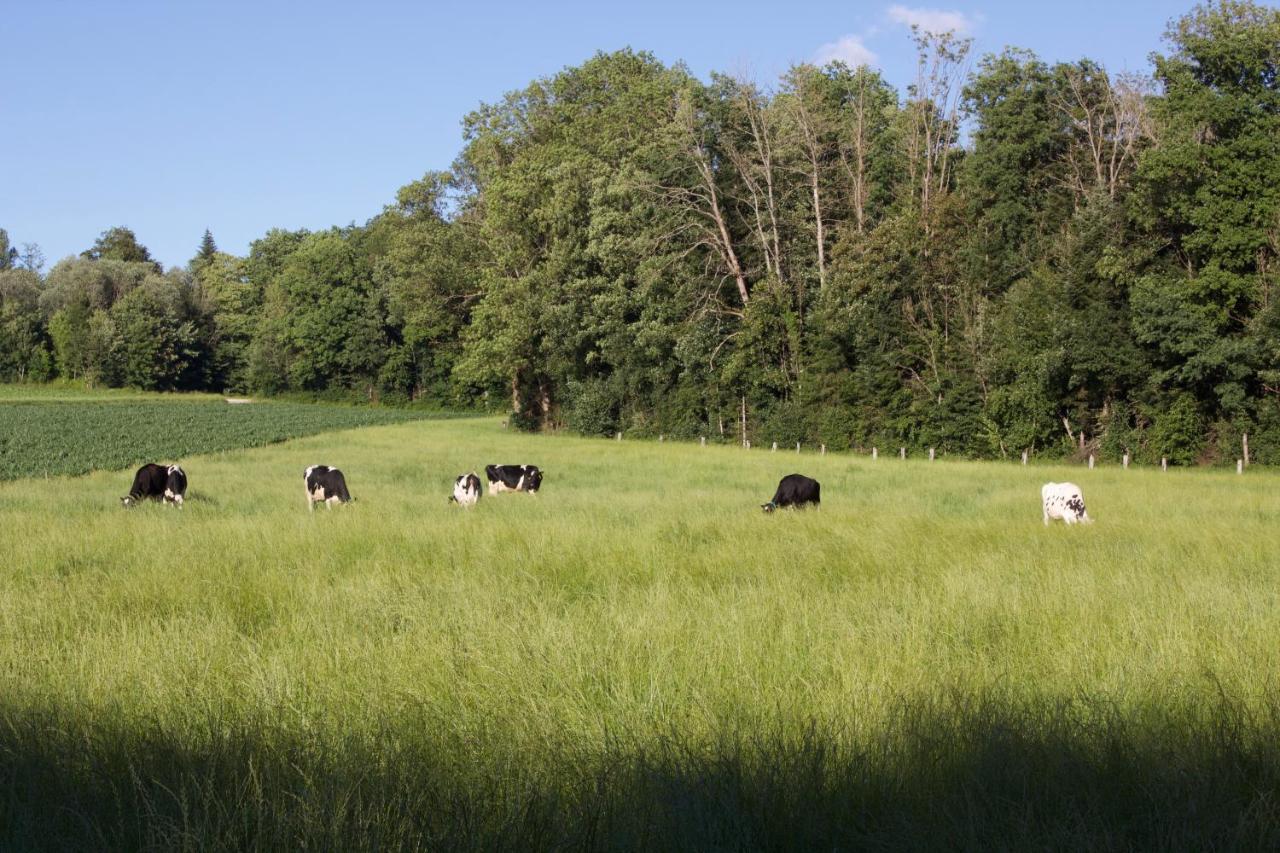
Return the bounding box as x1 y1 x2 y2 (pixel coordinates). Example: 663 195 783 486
1042 482 1091 525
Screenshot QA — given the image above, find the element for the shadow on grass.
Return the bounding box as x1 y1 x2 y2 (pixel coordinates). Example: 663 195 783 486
2 692 1279 851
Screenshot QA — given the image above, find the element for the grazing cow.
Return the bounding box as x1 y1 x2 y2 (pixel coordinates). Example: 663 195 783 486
762 473 820 512
450 472 482 507
484 464 543 495
305 465 352 510
121 463 187 508
1042 482 1090 525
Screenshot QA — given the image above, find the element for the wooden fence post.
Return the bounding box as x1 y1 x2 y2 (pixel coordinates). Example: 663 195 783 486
1021 449 1028 466
700 436 706 447
1161 457 1167 472
1243 433 1249 468
796 442 801 453
659 434 664 443
820 444 826 455
771 441 777 452
929 447 935 462
1088 454 1094 470
1237 459 1243 475
616 432 622 441
1123 452 1129 470
872 447 878 460
899 447 906 460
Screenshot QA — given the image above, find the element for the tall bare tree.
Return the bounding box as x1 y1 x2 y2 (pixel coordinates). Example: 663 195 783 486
1053 62 1154 203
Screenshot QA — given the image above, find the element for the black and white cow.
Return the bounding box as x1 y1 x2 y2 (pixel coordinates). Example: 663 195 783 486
761 473 820 512
1042 482 1090 525
484 464 543 495
305 465 352 510
450 472 482 507
121 463 187 507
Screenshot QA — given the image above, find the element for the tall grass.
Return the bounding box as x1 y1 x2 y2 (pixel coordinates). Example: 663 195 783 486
1 418 1278 849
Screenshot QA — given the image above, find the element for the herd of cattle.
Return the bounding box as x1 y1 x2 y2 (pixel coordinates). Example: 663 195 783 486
120 461 1093 524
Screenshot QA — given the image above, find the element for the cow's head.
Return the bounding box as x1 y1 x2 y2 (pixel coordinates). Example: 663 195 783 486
761 501 777 513
121 495 136 508
526 468 543 492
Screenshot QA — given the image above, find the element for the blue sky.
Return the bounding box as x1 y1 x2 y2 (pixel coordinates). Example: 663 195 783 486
1 0 1193 270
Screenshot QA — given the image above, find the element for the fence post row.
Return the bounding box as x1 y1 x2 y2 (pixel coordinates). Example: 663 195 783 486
643 434 1255 473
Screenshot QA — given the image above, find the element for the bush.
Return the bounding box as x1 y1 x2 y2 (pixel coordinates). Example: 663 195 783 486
564 378 618 437
756 400 810 447
813 404 859 451
1144 394 1205 466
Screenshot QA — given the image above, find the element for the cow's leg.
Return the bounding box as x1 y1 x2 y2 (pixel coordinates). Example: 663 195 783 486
307 486 314 512
1043 508 1050 526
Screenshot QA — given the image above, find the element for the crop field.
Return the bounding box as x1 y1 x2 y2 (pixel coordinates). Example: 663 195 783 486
1 414 1279 850
0 396 443 480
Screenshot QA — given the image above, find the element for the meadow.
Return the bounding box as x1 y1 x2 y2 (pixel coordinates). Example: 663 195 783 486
1 414 1279 850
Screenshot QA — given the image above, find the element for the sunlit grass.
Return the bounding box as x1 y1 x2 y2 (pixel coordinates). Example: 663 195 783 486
1 418 1278 848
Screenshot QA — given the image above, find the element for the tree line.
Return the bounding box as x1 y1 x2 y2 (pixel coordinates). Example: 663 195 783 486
2 1 1277 464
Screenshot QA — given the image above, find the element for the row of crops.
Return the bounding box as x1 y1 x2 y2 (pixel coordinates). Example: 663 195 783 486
0 400 445 480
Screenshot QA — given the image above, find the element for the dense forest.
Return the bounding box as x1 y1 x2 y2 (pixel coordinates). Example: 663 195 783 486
2 1 1278 463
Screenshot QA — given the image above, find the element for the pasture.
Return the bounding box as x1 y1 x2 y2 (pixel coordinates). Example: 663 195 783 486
1 414 1278 849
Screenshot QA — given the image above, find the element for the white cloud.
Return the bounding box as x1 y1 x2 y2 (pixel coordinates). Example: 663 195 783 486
812 34 878 68
887 4 975 35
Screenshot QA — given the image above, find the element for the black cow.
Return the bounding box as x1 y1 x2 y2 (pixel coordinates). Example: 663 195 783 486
122 463 187 508
305 465 352 510
484 464 543 495
450 472 482 507
761 473 820 512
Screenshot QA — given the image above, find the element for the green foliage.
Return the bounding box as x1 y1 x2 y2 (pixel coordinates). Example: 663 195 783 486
563 377 618 437
0 228 14 269
1145 393 1206 464
80 226 159 269
0 270 52 382
253 230 387 393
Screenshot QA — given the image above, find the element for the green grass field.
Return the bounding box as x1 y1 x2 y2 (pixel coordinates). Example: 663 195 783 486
1 413 1278 850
